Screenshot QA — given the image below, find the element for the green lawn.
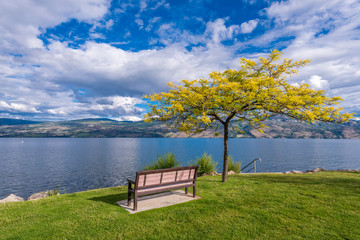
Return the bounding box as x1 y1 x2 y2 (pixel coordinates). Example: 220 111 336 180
1 171 359 239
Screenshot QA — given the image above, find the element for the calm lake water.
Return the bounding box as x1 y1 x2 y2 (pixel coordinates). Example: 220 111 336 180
1 138 360 199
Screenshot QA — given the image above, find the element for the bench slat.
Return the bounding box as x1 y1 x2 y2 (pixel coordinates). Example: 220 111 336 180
137 182 193 194
137 179 194 189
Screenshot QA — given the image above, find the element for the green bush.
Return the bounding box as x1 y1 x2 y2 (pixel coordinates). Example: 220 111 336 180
228 155 241 173
192 153 217 176
143 152 181 170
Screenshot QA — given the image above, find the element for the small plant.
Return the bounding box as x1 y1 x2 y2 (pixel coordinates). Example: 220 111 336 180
228 155 241 173
48 183 62 196
192 153 217 176
48 188 60 196
143 152 181 170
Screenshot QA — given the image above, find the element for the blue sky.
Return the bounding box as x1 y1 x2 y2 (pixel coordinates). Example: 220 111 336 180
0 0 359 121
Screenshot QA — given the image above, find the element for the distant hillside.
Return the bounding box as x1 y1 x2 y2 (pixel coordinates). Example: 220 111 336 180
0 119 166 138
0 118 42 126
0 118 359 138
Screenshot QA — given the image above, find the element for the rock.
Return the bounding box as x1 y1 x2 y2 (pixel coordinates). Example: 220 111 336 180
26 190 59 201
228 170 237 175
284 171 292 174
291 170 303 174
202 171 219 176
27 192 48 201
0 194 24 203
313 168 325 172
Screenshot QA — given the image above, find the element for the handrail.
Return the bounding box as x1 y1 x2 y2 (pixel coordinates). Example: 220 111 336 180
241 158 261 173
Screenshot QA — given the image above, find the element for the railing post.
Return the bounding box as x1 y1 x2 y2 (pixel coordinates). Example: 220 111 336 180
241 158 262 173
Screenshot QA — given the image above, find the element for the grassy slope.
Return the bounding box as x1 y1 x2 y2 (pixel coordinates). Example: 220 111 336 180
1 172 359 239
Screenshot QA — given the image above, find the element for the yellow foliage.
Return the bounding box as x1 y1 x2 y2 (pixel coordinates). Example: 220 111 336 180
144 50 354 134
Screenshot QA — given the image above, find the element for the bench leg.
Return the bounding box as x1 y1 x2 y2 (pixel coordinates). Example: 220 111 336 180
193 185 196 198
128 182 132 206
128 192 131 207
134 194 138 211
185 187 188 194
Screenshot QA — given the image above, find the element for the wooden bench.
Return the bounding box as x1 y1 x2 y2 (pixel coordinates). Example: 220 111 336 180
127 166 198 211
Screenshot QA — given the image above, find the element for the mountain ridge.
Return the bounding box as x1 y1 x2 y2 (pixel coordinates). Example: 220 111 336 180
0 118 359 138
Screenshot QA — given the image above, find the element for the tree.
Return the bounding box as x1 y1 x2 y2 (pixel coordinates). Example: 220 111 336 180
144 50 353 182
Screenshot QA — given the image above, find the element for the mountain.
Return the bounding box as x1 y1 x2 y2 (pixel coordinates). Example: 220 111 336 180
0 118 359 138
0 118 42 126
0 118 166 138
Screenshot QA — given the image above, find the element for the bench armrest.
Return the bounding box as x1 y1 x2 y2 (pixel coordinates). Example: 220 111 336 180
126 178 135 184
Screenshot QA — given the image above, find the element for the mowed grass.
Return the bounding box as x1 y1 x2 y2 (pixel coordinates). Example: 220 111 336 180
1 171 359 240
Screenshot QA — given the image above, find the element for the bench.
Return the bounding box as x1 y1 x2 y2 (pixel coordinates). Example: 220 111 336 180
127 166 198 211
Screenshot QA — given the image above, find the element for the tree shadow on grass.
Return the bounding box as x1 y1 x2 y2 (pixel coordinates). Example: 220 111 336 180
88 193 128 206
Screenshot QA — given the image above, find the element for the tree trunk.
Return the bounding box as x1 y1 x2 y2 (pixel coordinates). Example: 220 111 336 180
222 123 229 182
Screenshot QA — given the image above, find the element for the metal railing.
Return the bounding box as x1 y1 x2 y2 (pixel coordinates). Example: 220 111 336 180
241 158 262 173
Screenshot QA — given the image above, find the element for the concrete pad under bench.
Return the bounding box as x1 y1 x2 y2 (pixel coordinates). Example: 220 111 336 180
117 190 201 214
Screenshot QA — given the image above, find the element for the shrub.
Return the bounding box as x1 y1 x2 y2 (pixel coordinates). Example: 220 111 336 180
228 155 241 173
192 153 217 176
143 152 181 170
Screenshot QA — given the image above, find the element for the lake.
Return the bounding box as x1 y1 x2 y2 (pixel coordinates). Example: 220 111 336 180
1 138 360 199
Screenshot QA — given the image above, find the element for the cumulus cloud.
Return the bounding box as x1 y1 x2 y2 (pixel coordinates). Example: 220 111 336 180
294 75 330 90
205 19 240 44
308 75 330 90
0 8 240 121
0 101 40 113
0 0 110 50
44 95 145 120
240 19 259 33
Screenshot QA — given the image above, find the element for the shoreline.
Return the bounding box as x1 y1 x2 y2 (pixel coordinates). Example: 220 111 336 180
2 168 359 204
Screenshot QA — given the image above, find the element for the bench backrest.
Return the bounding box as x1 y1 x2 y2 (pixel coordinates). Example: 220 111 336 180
135 166 198 189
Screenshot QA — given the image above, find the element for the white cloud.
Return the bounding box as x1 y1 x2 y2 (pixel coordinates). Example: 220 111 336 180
30 40 238 95
135 18 144 29
114 116 143 122
105 19 114 29
150 0 169 10
0 100 40 113
139 0 148 12
205 19 240 44
240 19 259 33
0 33 240 120
307 75 330 90
259 0 360 113
145 17 161 31
45 96 145 119
138 0 169 13
0 0 110 50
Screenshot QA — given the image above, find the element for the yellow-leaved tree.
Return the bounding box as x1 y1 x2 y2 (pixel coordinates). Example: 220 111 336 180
144 50 354 182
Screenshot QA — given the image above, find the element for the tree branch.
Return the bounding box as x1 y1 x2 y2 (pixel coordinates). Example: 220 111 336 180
208 113 225 125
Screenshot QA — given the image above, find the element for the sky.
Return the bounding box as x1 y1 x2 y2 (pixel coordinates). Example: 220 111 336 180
0 0 359 121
